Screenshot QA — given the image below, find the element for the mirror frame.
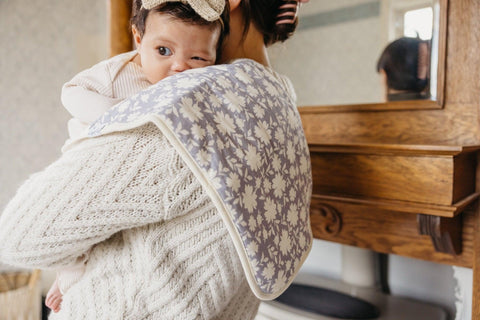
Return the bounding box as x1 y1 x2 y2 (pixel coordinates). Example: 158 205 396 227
299 0 448 114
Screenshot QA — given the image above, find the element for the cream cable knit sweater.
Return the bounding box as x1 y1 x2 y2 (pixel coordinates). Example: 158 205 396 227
0 123 259 319
59 51 149 292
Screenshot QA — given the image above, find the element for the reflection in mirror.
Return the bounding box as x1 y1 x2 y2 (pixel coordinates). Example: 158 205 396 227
268 0 442 107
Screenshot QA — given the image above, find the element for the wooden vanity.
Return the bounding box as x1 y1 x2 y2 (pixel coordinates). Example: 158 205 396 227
306 142 478 268
299 0 480 316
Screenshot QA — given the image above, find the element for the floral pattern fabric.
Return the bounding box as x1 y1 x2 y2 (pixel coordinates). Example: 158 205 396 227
88 59 313 299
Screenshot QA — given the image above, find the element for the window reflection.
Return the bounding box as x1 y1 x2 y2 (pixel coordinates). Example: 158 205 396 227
404 7 433 40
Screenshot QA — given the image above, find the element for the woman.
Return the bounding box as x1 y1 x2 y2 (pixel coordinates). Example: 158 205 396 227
0 0 312 319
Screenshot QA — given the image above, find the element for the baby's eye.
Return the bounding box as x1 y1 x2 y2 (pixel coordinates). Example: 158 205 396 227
158 47 172 56
191 56 207 61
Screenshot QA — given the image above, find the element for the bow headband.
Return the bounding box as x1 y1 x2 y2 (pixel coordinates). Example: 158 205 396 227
142 0 225 21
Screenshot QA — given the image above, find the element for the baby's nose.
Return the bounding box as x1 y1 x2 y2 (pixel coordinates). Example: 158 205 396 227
171 58 190 73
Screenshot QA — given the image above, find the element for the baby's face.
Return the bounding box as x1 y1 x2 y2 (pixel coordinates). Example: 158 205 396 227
134 13 220 84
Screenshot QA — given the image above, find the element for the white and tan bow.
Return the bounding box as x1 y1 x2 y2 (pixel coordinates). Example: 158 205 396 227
142 0 225 21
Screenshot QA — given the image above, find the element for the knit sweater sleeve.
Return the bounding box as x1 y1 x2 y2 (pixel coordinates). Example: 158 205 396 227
61 59 123 123
0 124 179 269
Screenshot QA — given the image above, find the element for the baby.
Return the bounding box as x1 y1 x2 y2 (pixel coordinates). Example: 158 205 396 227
45 0 228 313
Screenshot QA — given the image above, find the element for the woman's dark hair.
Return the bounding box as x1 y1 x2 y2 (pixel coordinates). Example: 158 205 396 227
240 0 299 46
376 37 430 92
131 0 230 62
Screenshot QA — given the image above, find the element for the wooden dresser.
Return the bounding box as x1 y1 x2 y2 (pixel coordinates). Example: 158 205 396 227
300 0 480 317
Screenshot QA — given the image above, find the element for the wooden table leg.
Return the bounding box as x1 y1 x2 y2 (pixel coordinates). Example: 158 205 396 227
472 202 480 317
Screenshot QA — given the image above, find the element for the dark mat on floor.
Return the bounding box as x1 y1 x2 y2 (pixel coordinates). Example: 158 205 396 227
275 284 380 319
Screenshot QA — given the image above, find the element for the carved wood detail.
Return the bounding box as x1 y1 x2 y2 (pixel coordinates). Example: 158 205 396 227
310 203 342 236
310 196 475 267
417 213 462 255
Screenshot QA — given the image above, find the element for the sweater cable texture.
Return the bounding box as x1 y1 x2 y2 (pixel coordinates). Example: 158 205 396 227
0 124 259 319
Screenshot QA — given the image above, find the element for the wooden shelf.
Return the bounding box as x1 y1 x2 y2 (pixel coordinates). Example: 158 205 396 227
308 142 480 260
309 143 479 208
310 192 479 218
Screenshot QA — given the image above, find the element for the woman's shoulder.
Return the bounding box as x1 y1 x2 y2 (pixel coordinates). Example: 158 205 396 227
197 59 295 93
228 59 297 101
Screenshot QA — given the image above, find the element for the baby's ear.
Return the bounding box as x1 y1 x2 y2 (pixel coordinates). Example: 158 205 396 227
131 25 142 49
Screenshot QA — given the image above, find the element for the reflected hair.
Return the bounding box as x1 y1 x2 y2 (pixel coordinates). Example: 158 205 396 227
376 37 430 92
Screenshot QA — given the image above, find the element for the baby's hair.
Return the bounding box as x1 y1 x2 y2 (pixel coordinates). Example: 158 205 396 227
131 0 230 62
240 0 300 46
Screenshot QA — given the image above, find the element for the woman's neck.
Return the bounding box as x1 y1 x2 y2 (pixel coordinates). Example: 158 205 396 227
241 32 270 66
220 14 270 66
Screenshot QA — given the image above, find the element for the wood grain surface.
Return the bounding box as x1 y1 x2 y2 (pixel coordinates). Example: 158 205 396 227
310 195 475 268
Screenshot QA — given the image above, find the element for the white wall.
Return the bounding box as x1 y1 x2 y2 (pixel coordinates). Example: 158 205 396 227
0 0 107 294
268 0 384 106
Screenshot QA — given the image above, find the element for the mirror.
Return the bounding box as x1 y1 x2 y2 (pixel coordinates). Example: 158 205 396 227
268 0 447 111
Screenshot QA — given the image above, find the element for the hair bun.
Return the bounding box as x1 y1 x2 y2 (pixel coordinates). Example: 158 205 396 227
244 0 307 46
271 0 299 44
